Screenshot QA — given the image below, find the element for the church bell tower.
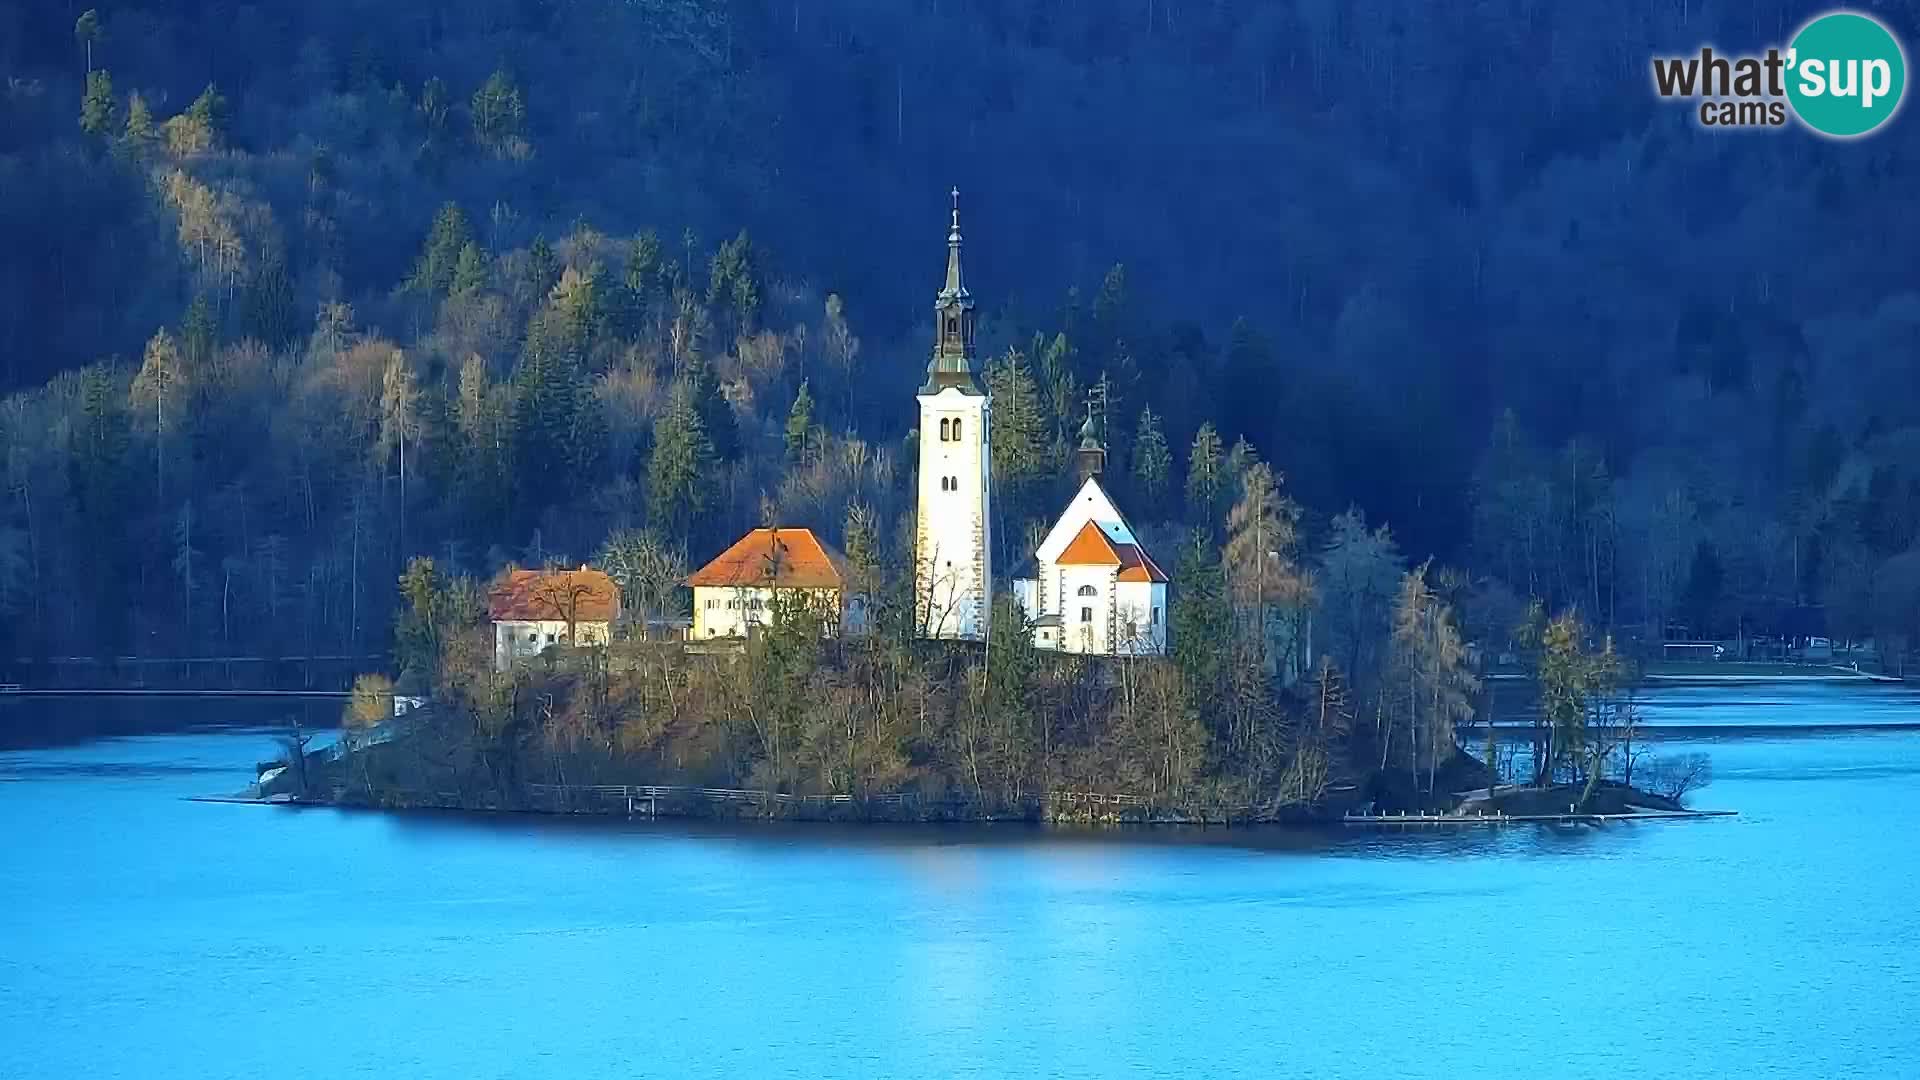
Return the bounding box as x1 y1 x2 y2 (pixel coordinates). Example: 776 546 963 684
914 189 992 641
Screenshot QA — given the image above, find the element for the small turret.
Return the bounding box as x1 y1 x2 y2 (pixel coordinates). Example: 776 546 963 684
1075 408 1106 481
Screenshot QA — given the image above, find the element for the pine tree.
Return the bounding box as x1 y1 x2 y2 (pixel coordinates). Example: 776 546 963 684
450 242 489 296
80 70 116 135
785 379 817 464
706 229 761 341
180 294 217 368
1171 530 1229 694
843 501 881 598
525 234 559 299
470 68 526 155
1131 405 1171 508
186 82 226 135
648 384 715 537
1185 421 1225 526
619 229 663 337
123 92 155 143
684 351 738 462
407 203 472 295
987 347 1048 501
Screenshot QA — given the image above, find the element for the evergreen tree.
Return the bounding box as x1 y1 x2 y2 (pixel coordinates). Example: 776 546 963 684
407 203 472 295
986 347 1048 502
785 379 817 464
123 92 155 144
450 242 489 296
684 350 738 462
619 229 664 337
706 229 761 341
1185 421 1225 526
180 294 217 369
525 234 559 299
1131 405 1171 508
843 501 881 598
648 384 715 538
80 70 116 135
511 325 600 517
187 83 226 135
1171 530 1229 712
470 68 527 156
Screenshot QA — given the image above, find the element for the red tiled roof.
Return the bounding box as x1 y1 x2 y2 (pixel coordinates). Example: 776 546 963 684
1117 544 1169 583
1056 521 1167 582
487 568 620 622
1056 521 1122 565
687 528 847 589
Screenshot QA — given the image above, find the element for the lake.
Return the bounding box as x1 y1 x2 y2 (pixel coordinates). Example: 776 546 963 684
3 686 1919 1079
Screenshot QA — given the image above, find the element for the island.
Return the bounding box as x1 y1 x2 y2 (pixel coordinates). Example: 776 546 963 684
255 558 1720 827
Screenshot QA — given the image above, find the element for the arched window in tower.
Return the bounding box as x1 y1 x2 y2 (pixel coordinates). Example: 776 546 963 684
946 316 958 337
952 418 962 442
939 418 950 441
1077 585 1097 597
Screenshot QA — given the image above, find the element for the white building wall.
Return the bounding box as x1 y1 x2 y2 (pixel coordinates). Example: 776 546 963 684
1057 564 1118 655
493 619 611 670
691 586 848 639
1113 581 1169 655
915 388 992 641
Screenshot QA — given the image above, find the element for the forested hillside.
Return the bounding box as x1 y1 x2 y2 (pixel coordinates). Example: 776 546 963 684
1 0 1918 669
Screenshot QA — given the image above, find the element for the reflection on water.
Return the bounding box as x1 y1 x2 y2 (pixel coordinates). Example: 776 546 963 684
2 686 1919 1080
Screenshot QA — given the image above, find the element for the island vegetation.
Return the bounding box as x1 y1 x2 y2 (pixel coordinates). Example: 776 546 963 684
7 1 1911 817
266 546 1713 822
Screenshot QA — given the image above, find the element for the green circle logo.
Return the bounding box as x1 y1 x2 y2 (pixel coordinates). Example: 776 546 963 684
1787 12 1907 137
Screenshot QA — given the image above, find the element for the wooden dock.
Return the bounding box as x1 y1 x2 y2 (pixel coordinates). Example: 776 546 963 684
1343 808 1736 826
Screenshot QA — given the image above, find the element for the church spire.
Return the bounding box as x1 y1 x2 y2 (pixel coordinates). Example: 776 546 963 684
922 186 982 396
942 187 967 300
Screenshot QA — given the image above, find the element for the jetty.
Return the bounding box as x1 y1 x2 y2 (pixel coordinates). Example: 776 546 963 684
1342 807 1736 826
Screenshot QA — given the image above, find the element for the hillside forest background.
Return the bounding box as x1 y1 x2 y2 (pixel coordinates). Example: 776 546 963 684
3 0 1920 678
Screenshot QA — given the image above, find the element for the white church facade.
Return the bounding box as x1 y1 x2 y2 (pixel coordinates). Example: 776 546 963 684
1010 425 1169 656
912 189 1168 657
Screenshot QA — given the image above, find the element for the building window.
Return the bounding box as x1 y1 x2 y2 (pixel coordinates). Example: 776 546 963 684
946 316 958 336
939 418 950 441
1077 585 1097 597
1080 606 1093 622
545 633 557 644
952 418 962 441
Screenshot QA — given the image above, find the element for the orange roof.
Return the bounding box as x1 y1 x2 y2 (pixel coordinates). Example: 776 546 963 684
488 568 620 622
687 528 847 590
1056 522 1168 583
1117 544 1169 583
1057 521 1123 565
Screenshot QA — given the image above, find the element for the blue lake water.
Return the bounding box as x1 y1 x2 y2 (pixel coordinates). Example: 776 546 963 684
3 688 1919 1079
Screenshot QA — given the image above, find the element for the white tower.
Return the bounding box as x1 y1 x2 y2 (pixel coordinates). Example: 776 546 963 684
915 188 992 641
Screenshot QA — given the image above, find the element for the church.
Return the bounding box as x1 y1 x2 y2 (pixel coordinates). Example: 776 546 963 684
911 190 1168 656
